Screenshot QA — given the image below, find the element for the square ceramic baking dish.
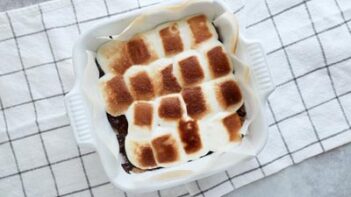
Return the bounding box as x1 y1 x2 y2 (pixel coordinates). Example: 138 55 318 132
65 0 275 193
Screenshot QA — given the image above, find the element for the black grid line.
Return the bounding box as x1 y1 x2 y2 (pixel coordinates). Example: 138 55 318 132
245 0 312 29
0 0 161 45
40 3 94 195
270 128 351 165
0 0 315 46
192 166 262 197
267 17 351 55
233 5 245 15
264 0 325 152
276 55 351 88
2 0 351 196
302 0 351 129
0 97 27 196
192 127 351 197
76 146 94 197
66 1 95 196
258 154 291 170
267 101 295 164
0 30 46 43
177 193 190 197
334 0 351 34
195 180 205 197
0 149 95 180
225 170 236 190
0 124 71 147
6 11 61 196
58 181 190 197
38 5 66 112
102 0 111 17
70 0 82 33
255 156 266 177
2 93 65 112
0 57 71 78
157 190 161 197
58 181 109 197
192 170 237 197
58 1 159 197
269 89 351 127
0 20 73 44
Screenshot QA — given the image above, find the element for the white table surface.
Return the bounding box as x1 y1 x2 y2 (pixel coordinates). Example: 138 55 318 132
2 0 350 196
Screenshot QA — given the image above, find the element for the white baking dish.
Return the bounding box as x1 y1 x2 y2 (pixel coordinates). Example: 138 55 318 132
65 0 275 193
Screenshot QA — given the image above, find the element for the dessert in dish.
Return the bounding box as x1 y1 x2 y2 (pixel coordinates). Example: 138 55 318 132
97 14 246 172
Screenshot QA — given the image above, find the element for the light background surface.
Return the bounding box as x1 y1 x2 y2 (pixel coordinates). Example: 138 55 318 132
0 0 350 196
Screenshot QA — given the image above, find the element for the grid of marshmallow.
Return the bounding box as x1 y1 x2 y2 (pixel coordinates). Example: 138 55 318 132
98 15 244 169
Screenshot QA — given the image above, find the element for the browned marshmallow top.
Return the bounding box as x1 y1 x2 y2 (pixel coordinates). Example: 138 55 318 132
151 134 180 164
103 75 134 116
178 119 202 154
223 113 242 142
160 23 184 56
178 56 205 86
134 102 153 127
182 86 208 119
158 96 183 120
207 46 231 78
99 14 245 170
217 80 242 109
129 71 155 100
135 142 157 168
187 15 213 44
127 36 156 65
158 64 182 95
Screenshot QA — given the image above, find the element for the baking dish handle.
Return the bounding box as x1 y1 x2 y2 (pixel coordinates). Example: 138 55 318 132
65 86 95 146
247 42 275 101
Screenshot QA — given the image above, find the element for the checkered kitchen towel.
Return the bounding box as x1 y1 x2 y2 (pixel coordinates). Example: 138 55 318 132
1 0 351 196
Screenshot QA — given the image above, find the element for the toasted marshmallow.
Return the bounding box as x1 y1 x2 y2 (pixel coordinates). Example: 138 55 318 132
100 73 134 116
177 20 193 51
125 136 157 170
181 86 210 120
126 34 158 65
126 101 155 138
96 40 132 75
198 41 234 79
151 59 182 96
150 129 186 167
177 118 208 160
124 66 156 101
173 50 211 87
213 75 243 112
201 80 223 115
202 112 242 151
98 14 248 170
186 15 218 47
156 22 185 57
143 29 165 59
155 94 187 127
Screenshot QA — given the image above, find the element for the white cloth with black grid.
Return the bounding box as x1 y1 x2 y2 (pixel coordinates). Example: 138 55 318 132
1 0 351 196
